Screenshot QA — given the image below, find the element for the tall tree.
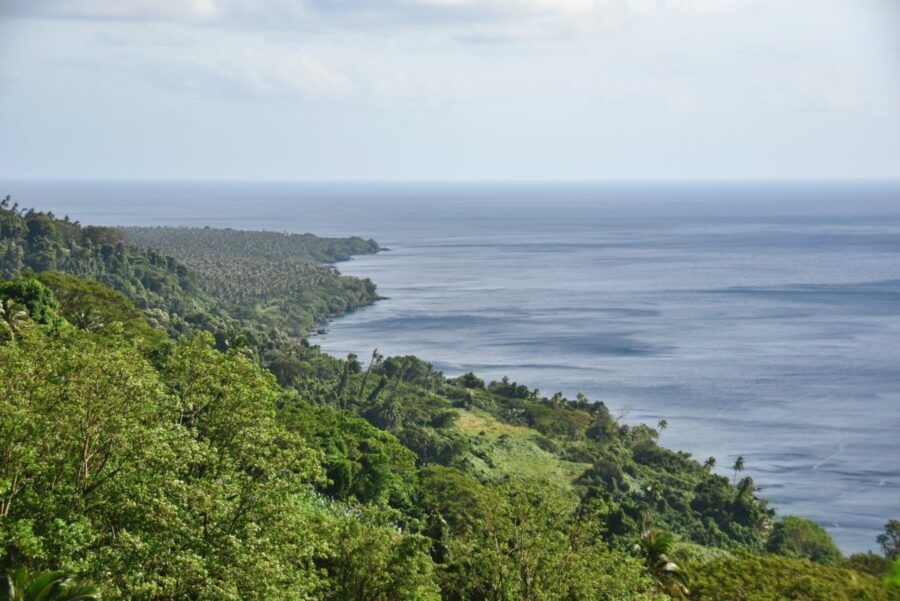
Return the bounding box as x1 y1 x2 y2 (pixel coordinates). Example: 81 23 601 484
878 519 900 560
732 455 746 485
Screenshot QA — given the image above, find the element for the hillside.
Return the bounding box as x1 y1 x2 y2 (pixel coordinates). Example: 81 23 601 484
1 197 898 600
122 226 380 337
0 197 380 341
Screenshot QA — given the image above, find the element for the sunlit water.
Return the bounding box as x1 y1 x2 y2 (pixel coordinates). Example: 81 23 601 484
5 179 899 553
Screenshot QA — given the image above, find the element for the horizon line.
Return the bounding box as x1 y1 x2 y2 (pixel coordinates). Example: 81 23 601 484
2 176 900 186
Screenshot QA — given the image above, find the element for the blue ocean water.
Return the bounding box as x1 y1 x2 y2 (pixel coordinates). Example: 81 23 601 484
4 179 899 553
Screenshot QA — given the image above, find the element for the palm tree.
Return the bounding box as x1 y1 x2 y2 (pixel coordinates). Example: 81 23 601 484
375 397 404 430
732 455 745 485
0 298 28 342
635 527 690 598
657 419 668 440
1 568 101 600
702 456 716 472
357 348 383 399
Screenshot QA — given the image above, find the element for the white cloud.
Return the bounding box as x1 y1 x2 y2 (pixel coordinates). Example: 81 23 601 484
123 44 355 101
1 0 897 180
2 0 224 21
0 0 759 38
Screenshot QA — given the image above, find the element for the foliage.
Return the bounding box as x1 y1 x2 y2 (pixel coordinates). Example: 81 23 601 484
887 558 900 590
689 553 888 600
310 504 440 601
279 400 419 509
3 200 894 599
419 467 659 600
767 516 844 564
880 520 900 560
636 527 690 598
0 279 59 325
0 201 380 355
844 552 893 578
0 568 100 601
123 226 379 337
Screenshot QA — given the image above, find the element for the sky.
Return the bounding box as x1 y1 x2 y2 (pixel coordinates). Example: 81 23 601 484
0 0 898 181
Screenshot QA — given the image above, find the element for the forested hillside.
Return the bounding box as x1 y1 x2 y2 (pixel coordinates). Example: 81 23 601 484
0 197 380 341
2 197 898 600
123 226 380 336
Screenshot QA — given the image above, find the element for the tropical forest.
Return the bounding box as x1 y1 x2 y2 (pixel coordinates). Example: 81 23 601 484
1 197 899 600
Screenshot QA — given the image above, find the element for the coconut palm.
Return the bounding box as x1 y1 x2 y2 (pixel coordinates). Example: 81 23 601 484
0 298 28 342
375 397 404 430
657 419 668 440
1 568 101 601
732 455 746 485
635 527 690 598
357 348 383 399
703 456 716 472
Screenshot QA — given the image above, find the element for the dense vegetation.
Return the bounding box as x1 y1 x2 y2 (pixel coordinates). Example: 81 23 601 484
0 197 379 342
2 198 898 599
123 226 380 337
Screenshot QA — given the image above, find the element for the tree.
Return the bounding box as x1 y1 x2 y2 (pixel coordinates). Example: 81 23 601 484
313 506 440 601
358 348 383 399
0 298 28 342
732 456 745 485
878 519 900 560
657 419 668 440
635 527 690 598
0 568 100 601
373 397 404 430
690 554 886 600
702 456 716 472
767 516 843 564
0 278 60 336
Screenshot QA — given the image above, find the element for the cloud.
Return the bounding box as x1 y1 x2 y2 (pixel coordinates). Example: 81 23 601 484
1 0 224 21
0 0 756 38
117 45 355 101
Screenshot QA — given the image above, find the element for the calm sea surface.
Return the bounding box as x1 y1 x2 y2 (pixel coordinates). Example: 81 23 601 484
4 179 899 553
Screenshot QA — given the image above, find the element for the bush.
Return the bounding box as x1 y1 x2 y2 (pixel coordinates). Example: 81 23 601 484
767 516 843 564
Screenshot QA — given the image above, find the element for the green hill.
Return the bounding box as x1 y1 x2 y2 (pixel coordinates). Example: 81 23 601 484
2 195 897 600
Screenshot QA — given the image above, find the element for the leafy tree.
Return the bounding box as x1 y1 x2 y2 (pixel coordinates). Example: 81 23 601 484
420 467 657 600
453 371 485 389
312 506 440 601
0 278 59 326
844 552 892 577
279 400 418 509
766 516 843 564
879 519 900 560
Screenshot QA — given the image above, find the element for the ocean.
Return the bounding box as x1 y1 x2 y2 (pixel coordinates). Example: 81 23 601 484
4 179 899 553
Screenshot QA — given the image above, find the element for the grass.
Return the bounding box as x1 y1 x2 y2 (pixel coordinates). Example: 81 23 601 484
454 409 591 489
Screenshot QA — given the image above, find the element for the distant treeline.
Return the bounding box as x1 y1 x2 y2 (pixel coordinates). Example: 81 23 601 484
123 226 380 335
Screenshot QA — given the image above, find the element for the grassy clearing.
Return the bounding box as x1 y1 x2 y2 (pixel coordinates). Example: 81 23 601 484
455 409 591 489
